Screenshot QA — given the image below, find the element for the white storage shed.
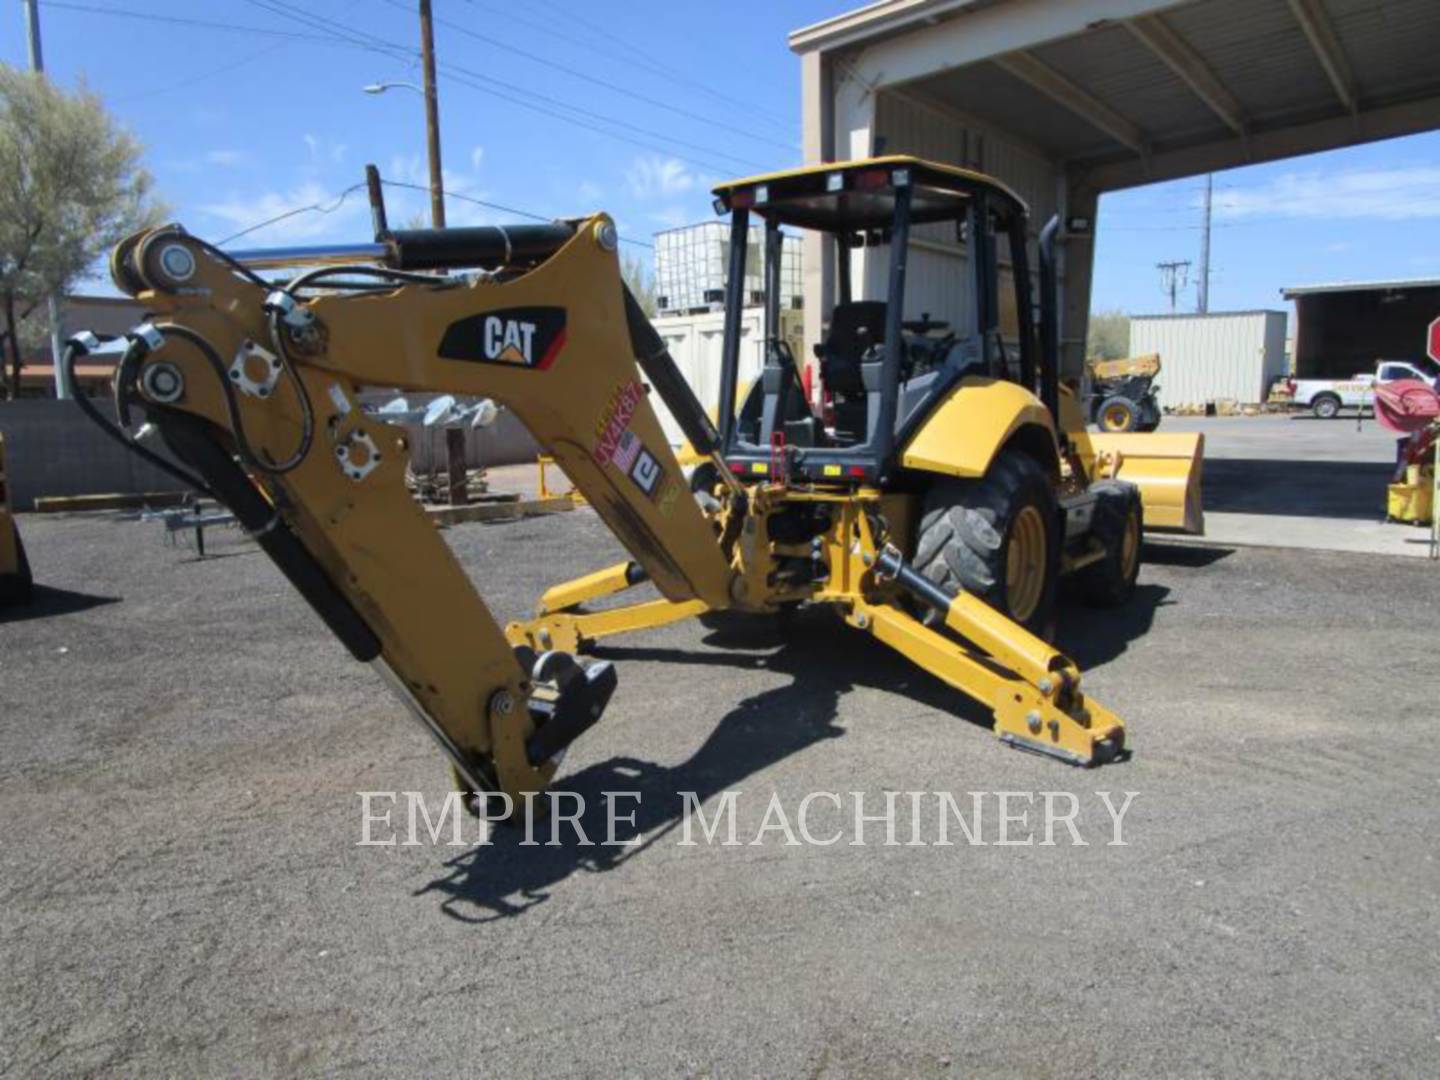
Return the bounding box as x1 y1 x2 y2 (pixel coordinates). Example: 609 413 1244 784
1128 310 1288 408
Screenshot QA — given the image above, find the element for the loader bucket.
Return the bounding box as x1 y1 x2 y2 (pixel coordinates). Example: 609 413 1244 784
1075 431 1205 535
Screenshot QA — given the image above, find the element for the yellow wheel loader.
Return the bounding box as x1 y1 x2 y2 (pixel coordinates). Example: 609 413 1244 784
0 434 33 606
1086 352 1163 433
71 156 1202 817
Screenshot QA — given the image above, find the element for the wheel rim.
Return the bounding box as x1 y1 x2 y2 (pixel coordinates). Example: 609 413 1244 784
1006 505 1047 623
1120 504 1141 581
1102 403 1130 431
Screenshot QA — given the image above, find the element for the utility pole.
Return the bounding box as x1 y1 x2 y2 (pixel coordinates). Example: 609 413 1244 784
22 0 69 399
23 0 42 68
1197 173 1213 314
1157 260 1191 313
418 0 446 228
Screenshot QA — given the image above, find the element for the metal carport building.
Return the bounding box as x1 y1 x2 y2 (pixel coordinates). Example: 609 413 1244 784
789 0 1440 378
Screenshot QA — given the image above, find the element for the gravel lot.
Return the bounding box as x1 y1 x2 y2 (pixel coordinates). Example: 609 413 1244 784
2 500 1438 1077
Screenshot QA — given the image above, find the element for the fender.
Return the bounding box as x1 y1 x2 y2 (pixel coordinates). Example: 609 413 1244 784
900 376 1058 479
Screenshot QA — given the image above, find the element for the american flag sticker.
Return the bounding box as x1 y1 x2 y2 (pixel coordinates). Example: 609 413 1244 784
611 429 642 472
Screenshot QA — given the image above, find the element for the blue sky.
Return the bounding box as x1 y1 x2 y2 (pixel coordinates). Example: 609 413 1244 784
7 0 1438 316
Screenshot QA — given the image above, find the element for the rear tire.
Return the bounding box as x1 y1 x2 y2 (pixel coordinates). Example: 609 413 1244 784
913 450 1060 639
1312 393 1341 420
1077 481 1142 607
1096 396 1138 433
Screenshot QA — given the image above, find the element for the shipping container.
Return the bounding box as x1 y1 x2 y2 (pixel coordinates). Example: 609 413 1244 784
649 308 805 446
1128 310 1288 409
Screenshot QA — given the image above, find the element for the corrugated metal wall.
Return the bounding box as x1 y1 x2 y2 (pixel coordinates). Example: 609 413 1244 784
1129 311 1289 407
867 93 1060 339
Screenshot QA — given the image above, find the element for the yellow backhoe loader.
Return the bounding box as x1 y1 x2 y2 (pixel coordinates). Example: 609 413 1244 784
70 156 1202 814
0 434 33 606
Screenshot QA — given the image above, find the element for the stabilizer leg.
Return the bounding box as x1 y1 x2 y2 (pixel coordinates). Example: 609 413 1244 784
857 544 1125 766
511 558 708 653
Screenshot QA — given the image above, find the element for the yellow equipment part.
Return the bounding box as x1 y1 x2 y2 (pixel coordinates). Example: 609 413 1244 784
1075 430 1205 534
1387 465 1433 524
900 377 1054 479
1087 353 1161 382
0 433 33 605
1058 381 1204 535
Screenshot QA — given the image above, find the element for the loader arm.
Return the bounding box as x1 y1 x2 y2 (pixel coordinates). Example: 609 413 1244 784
91 216 733 805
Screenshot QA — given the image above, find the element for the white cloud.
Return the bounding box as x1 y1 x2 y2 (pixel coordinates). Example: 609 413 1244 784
1212 167 1440 223
470 145 485 173
626 155 696 200
649 205 692 229
576 180 604 205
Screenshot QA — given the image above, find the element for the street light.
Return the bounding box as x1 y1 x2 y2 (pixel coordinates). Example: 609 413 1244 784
363 81 422 96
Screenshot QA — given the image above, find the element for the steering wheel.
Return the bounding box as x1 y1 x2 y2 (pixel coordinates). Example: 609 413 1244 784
903 312 951 335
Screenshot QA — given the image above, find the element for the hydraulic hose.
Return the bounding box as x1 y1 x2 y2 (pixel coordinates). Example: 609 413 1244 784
64 335 216 499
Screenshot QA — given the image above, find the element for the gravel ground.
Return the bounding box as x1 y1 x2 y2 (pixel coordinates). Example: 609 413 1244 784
2 507 1438 1078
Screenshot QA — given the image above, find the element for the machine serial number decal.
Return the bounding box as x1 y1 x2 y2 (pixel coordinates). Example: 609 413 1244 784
593 380 645 464
437 306 568 369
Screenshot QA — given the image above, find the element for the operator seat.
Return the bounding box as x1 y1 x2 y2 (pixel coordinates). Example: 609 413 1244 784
818 301 887 444
819 301 887 395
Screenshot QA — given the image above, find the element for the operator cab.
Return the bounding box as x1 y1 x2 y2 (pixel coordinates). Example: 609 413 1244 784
710 156 1050 486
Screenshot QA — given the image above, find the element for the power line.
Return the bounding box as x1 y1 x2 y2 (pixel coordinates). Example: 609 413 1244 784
461 0 795 132
246 0 766 173
216 178 653 250
387 0 798 153
216 183 367 246
110 43 287 104
36 0 376 48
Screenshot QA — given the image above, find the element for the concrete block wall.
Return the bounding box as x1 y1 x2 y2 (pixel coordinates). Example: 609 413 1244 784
0 401 541 511
0 400 192 511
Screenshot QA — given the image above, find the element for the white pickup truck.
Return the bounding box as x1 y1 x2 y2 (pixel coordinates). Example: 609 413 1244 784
1286 358 1440 419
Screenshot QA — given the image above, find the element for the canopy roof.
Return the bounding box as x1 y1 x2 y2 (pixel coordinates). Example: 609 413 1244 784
712 155 1027 231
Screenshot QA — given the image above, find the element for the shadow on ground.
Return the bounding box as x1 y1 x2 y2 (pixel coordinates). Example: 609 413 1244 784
421 588 1166 921
1204 458 1391 520
0 584 120 624
1141 541 1234 568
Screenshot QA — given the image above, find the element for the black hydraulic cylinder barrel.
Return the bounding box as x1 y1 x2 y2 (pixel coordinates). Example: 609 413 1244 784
1037 215 1062 423
875 545 955 616
715 207 750 446
365 164 389 239
624 287 722 456
383 223 576 271
871 184 913 473
1009 215 1037 394
158 412 382 662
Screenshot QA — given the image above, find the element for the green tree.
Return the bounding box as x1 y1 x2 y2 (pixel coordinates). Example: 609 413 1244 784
1087 309 1131 361
621 250 658 317
0 65 165 397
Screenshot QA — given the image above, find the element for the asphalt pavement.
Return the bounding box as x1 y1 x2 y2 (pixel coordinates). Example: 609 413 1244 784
3 497 1438 1077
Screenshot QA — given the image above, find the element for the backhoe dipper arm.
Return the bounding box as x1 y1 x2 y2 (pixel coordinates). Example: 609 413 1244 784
97 216 733 806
